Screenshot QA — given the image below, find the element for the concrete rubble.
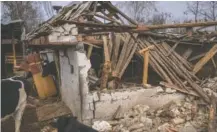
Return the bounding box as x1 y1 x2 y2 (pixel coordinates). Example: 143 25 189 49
92 77 217 132
92 121 112 131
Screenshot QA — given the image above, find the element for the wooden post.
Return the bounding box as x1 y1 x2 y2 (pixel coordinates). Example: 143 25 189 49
21 26 26 59
100 35 111 89
87 45 93 59
143 51 149 84
139 45 154 85
12 37 17 68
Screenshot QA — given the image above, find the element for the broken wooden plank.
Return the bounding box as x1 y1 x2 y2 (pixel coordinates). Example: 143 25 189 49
111 33 121 69
182 48 193 60
36 101 72 121
193 44 217 73
56 19 136 29
119 42 138 78
105 2 137 25
100 62 111 89
159 81 199 97
166 40 180 56
102 35 110 62
138 45 155 54
211 57 217 69
87 45 93 59
100 35 111 89
137 21 217 31
108 33 114 59
114 34 131 75
188 53 206 62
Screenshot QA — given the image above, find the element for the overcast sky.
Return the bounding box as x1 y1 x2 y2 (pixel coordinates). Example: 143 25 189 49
51 1 191 22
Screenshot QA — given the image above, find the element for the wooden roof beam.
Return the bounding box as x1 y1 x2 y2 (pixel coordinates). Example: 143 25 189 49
135 21 217 32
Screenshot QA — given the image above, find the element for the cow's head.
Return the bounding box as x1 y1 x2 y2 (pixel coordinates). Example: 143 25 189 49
50 116 78 132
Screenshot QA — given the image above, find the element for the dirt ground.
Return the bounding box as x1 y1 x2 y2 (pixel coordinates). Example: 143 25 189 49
1 97 71 132
1 107 41 132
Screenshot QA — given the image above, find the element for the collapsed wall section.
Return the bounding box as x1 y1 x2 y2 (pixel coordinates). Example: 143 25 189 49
57 45 186 125
82 87 186 125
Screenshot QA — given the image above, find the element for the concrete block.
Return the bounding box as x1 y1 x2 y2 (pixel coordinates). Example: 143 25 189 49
83 102 90 110
94 90 185 120
82 109 94 120
89 103 94 110
179 122 197 132
94 100 127 119
172 117 185 125
165 88 176 93
83 95 93 103
92 92 99 102
99 93 112 101
111 91 129 100
158 123 170 132
156 86 164 93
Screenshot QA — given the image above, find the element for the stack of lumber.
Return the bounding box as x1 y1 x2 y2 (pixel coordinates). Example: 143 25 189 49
5 53 23 65
100 33 138 89
137 36 210 103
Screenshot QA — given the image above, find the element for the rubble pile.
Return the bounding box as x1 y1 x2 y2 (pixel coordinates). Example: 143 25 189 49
202 77 217 97
93 99 208 132
92 77 217 132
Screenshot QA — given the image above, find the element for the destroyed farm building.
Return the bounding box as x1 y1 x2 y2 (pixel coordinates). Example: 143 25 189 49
23 1 217 129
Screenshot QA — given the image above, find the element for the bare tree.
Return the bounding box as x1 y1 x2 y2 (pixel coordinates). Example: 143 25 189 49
200 2 217 21
148 12 172 25
184 1 201 22
146 12 172 32
39 1 55 19
184 1 217 30
116 1 157 23
2 1 43 32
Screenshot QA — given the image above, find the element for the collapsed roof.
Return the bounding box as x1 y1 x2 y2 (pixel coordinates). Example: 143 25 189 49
26 1 137 41
25 1 217 105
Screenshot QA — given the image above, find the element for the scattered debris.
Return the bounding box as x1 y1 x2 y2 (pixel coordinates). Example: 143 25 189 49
92 88 214 132
36 101 72 122
156 86 164 93
92 121 112 132
165 88 176 94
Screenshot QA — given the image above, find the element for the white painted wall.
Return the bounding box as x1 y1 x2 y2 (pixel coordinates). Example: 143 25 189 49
58 45 186 126
82 87 185 125
59 47 81 120
58 44 92 122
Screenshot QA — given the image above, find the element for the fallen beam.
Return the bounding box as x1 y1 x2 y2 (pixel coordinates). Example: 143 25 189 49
55 20 136 29
193 44 217 73
135 21 217 31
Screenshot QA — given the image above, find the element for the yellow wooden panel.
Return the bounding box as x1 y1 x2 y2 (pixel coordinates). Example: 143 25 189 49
33 72 57 99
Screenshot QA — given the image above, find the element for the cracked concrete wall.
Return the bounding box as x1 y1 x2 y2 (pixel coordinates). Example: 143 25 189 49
76 47 92 122
58 45 186 125
58 44 92 122
59 47 82 120
82 87 185 124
